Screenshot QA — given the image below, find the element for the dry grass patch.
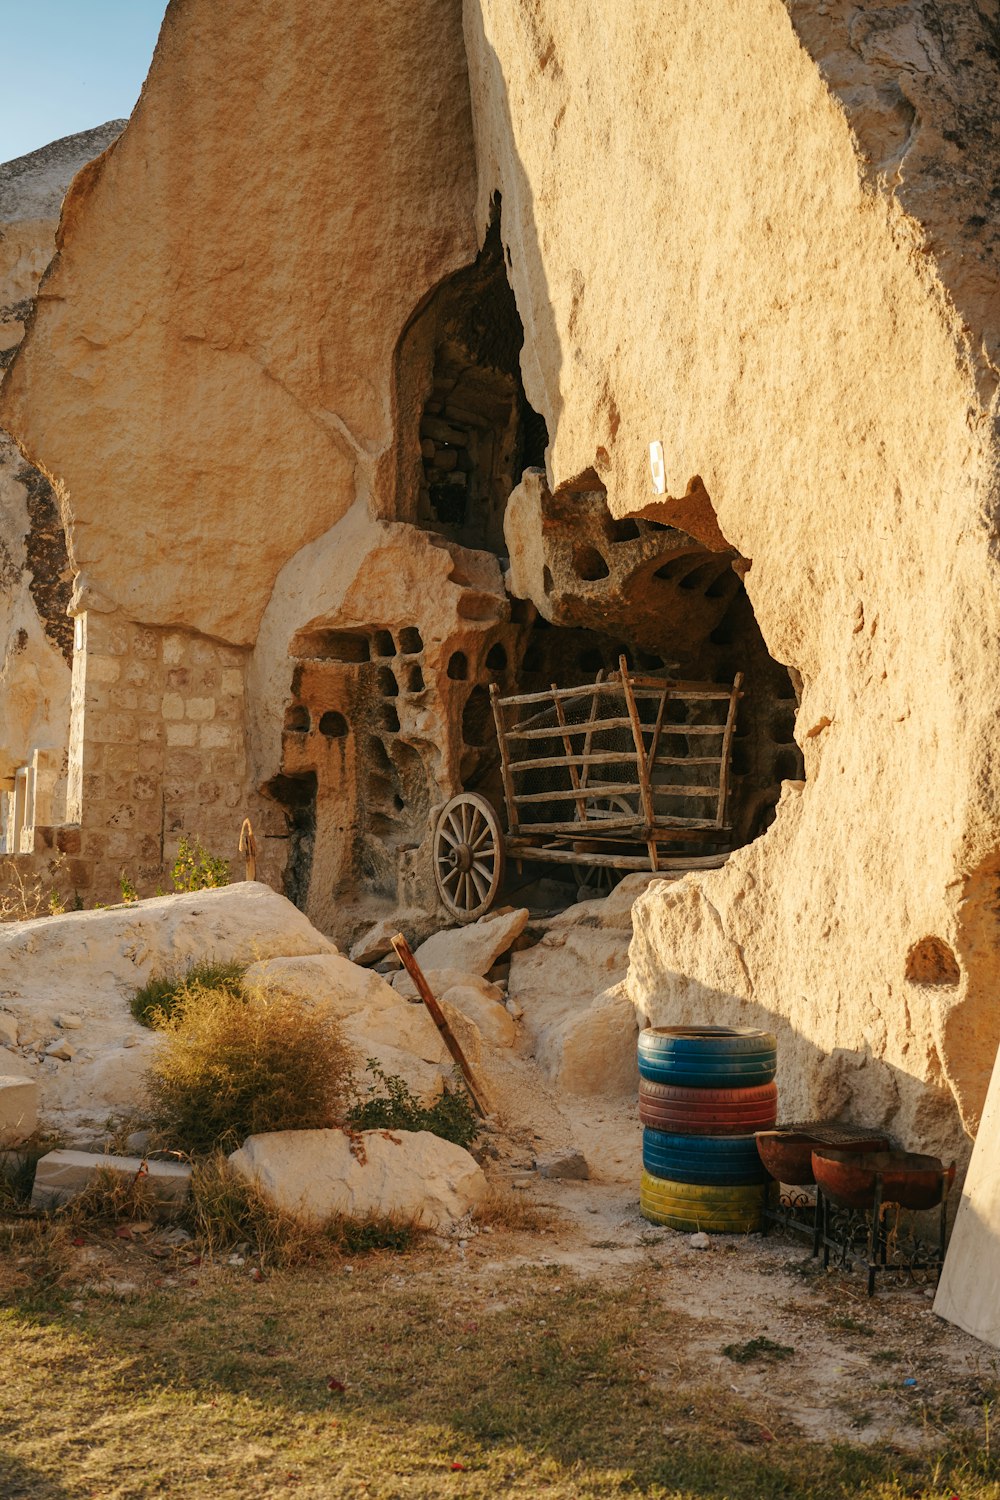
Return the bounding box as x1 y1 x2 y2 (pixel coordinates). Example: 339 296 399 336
188 1153 415 1268
1 1244 997 1500
473 1182 550 1233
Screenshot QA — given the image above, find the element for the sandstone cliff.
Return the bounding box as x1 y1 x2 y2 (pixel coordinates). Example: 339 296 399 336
464 0 1000 1155
2 1 999 1159
0 122 125 792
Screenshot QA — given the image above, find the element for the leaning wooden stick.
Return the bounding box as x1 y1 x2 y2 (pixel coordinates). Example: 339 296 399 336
239 817 257 882
390 934 491 1118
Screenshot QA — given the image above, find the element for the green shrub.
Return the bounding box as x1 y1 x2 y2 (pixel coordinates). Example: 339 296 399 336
346 1060 480 1150
130 960 247 1029
171 834 230 892
145 981 355 1155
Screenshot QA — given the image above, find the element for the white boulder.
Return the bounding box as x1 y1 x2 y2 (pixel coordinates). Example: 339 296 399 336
0 882 338 1139
229 1127 486 1230
0 1075 38 1144
440 983 516 1049
244 952 452 1102
412 908 530 977
509 926 637 1094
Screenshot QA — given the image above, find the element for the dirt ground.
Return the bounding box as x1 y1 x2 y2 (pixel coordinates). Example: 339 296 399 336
458 1032 998 1457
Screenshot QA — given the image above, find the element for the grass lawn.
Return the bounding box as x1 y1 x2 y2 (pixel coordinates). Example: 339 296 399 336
1 1218 998 1500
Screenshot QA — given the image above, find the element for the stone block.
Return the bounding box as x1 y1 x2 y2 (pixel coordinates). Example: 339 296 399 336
161 692 185 721
0 1077 38 1145
535 1149 589 1180
185 697 216 721
166 722 198 747
413 908 530 978
132 629 160 660
200 722 235 749
55 827 82 855
221 669 243 696
30 1150 192 1212
87 654 121 684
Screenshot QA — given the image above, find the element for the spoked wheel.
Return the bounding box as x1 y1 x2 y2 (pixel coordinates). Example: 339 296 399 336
571 794 631 899
433 792 505 923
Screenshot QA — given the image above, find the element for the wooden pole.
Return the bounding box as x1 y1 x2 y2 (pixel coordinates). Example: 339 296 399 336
239 818 257 882
390 934 491 1118
618 655 659 873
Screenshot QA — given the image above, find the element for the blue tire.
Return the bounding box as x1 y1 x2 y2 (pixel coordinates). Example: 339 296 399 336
642 1128 769 1185
638 1026 776 1087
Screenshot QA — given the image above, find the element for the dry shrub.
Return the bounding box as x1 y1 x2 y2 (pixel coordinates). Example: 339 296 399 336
60 1164 164 1229
145 981 355 1155
473 1183 549 1233
189 1153 415 1268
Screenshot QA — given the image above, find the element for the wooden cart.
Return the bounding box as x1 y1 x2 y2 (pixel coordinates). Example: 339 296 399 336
432 656 744 922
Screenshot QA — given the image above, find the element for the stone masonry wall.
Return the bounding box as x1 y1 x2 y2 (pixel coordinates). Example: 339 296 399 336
1 612 262 907
67 612 251 890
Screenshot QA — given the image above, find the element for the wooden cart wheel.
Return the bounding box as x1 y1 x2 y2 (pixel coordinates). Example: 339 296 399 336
433 793 505 923
572 794 632 899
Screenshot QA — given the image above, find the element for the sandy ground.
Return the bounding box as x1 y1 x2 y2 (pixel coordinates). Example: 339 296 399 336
453 1019 999 1454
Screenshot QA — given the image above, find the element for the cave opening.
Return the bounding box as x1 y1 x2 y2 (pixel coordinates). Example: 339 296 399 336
267 209 801 930
439 475 804 910
396 208 548 556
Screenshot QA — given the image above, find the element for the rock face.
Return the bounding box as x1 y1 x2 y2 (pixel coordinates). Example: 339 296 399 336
0 123 124 808
1 2 999 1159
229 1127 487 1230
463 0 1000 1158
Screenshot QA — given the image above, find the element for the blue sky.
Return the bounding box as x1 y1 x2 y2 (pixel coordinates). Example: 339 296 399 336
0 0 168 162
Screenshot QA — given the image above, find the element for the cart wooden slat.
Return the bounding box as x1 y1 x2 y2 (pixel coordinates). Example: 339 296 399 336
433 663 744 921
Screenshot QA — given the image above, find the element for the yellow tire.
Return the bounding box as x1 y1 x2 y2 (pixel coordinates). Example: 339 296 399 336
640 1169 766 1233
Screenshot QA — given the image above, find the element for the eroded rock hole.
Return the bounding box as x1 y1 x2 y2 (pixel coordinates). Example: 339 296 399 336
261 770 317 909
291 629 369 663
462 685 493 748
485 643 508 673
399 627 423 654
406 664 425 693
319 711 348 739
905 936 961 987
374 630 395 658
448 651 468 681
284 704 310 733
572 544 611 582
377 668 399 697
608 517 640 543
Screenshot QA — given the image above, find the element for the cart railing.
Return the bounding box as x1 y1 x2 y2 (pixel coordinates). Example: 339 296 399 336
489 656 743 874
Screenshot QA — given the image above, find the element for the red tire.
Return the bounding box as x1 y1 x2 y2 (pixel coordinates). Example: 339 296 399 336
639 1079 778 1135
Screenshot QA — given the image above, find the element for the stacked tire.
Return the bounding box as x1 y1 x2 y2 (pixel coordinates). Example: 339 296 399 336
638 1026 777 1233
